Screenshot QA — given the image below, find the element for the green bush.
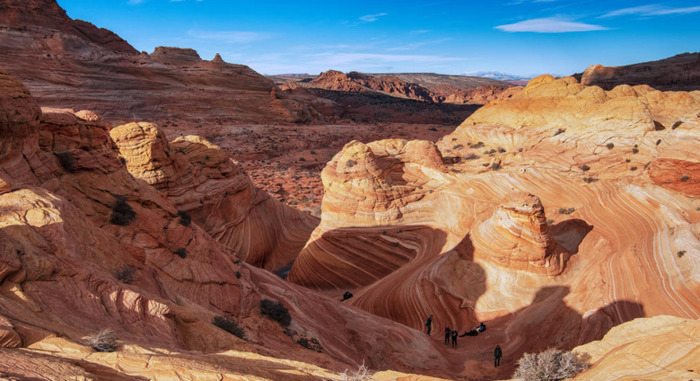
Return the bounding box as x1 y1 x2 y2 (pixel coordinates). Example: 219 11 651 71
212 315 246 340
513 348 590 381
260 299 291 327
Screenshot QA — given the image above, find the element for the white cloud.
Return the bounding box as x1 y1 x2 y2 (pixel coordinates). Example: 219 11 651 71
495 17 609 33
600 4 700 18
359 13 387 22
187 30 272 43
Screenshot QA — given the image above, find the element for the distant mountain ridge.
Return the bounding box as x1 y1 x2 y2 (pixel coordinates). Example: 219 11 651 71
575 52 700 91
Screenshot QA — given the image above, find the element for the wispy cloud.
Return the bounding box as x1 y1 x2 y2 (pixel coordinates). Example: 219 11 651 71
187 30 272 43
127 0 145 4
309 52 467 67
495 17 609 33
387 38 451 51
600 4 700 18
359 13 387 22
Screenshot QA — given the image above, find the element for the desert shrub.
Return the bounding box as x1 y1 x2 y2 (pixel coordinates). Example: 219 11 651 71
513 348 590 381
453 144 464 150
677 250 686 258
558 208 575 215
110 196 135 226
632 148 639 154
337 361 373 381
498 147 506 153
656 139 662 145
297 337 323 352
56 152 75 172
579 164 590 172
680 175 689 182
470 141 484 149
114 264 137 284
212 315 246 340
177 210 191 226
174 247 186 258
490 162 501 170
553 128 566 136
653 121 665 130
464 153 479 160
672 121 682 129
583 177 598 183
606 143 614 149
346 159 357 167
260 299 291 327
630 166 637 171
85 329 117 352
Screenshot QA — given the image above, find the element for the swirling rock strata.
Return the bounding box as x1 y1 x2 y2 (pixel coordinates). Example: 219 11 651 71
0 70 456 379
110 122 318 272
289 75 700 379
573 316 700 380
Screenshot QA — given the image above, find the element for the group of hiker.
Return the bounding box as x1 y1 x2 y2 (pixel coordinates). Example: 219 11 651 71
424 315 502 367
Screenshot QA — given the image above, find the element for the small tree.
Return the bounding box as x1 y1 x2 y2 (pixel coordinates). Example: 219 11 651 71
514 348 590 381
110 196 135 226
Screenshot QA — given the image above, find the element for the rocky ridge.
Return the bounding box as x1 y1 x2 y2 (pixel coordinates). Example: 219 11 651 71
576 52 700 91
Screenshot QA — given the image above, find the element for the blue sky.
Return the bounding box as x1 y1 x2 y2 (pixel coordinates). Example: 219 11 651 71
58 0 700 76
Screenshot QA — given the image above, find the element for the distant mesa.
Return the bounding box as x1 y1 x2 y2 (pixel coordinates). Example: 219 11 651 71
150 46 203 63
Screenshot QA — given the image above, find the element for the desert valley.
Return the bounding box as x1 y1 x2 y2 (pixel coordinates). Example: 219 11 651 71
1 0 699 380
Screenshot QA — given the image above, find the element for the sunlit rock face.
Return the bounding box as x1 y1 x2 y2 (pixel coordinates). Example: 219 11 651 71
288 74 700 379
110 122 318 272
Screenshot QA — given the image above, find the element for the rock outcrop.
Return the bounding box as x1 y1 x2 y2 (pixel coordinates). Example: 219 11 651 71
110 122 319 271
577 52 700 91
0 0 138 54
573 316 700 380
0 70 459 380
288 74 700 379
308 70 440 102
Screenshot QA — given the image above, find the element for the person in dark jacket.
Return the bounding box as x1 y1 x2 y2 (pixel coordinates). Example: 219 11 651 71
444 326 451 345
425 315 433 335
494 345 503 367
450 329 458 348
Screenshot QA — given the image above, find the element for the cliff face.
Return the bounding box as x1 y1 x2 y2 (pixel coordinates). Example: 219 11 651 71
288 74 700 378
0 0 318 124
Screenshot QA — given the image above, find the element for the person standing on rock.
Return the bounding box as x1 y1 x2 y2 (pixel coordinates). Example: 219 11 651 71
425 315 433 335
444 326 451 345
451 329 458 348
494 345 503 367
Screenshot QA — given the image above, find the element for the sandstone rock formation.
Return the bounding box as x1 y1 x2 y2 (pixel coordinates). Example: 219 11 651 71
577 52 700 91
110 122 319 271
288 74 700 379
0 69 459 379
0 0 317 124
308 70 440 102
573 315 700 380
